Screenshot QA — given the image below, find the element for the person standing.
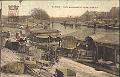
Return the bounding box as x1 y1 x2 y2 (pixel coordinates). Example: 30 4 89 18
105 24 108 32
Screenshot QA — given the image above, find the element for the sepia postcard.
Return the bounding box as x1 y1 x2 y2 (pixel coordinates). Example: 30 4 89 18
0 0 119 77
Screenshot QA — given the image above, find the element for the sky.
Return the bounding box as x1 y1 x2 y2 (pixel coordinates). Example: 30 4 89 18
2 0 119 17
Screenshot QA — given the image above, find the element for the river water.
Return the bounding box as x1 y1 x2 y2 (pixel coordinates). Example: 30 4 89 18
50 23 119 35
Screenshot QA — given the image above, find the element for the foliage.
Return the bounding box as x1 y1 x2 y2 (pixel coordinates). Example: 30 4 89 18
31 8 50 20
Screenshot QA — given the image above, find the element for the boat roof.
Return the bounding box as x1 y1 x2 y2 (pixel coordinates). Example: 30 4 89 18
62 30 119 45
30 28 60 34
61 30 93 41
90 33 119 45
36 35 58 38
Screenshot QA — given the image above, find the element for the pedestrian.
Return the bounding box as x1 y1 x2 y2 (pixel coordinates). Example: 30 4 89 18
105 24 108 32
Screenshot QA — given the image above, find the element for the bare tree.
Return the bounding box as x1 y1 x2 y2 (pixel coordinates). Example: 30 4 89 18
31 8 50 20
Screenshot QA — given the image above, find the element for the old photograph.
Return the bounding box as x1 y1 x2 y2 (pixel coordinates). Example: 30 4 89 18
0 0 119 77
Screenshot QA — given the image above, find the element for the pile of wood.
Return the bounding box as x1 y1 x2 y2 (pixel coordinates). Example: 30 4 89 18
1 62 25 74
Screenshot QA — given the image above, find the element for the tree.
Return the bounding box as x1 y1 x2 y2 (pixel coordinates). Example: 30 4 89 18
31 8 50 20
19 0 23 3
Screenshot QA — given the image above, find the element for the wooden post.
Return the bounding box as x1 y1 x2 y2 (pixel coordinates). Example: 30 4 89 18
52 21 53 28
93 23 96 34
64 21 66 29
103 45 105 60
71 49 73 58
73 24 75 29
94 44 98 62
114 48 117 64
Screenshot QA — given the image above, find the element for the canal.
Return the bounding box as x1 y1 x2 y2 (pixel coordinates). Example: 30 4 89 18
50 22 119 35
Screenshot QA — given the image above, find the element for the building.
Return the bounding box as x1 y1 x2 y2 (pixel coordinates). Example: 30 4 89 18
110 7 119 19
79 7 119 22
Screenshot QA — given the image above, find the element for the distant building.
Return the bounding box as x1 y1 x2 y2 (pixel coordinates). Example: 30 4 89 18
110 7 119 19
79 7 119 22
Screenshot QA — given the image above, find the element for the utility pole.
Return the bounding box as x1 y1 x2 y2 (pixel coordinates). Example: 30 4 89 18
93 16 97 34
0 0 2 65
